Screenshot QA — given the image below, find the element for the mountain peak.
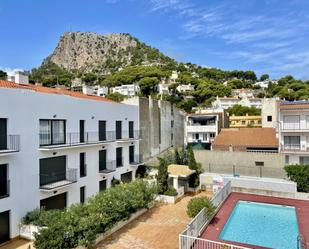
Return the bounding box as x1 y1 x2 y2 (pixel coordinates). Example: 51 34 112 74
43 32 173 74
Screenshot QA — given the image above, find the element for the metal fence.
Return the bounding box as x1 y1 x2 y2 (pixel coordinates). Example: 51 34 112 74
40 168 77 190
180 181 232 249
204 163 286 179
179 235 251 249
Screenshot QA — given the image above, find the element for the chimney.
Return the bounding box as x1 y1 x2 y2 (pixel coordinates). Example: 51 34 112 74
14 71 29 84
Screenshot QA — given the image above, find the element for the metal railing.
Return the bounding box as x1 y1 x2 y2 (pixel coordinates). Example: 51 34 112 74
180 181 232 249
0 134 20 152
204 163 286 179
0 179 10 198
40 168 77 190
116 130 141 140
129 154 143 165
99 160 117 173
179 235 251 249
39 131 116 147
298 234 308 249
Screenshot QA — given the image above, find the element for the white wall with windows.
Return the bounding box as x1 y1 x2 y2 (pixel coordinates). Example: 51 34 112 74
0 86 140 241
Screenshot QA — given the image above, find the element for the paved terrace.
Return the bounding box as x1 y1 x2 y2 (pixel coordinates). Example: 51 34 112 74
96 192 212 249
201 192 309 249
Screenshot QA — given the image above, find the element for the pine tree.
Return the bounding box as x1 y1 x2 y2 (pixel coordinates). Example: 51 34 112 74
157 158 169 194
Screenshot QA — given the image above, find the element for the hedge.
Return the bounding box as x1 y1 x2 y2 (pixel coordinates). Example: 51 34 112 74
187 197 215 218
285 165 309 192
23 180 156 249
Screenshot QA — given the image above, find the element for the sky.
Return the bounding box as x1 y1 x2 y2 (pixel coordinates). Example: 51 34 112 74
1 0 309 79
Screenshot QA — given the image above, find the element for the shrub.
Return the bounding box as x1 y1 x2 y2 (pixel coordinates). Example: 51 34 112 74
30 180 156 249
111 178 121 187
164 186 178 196
22 208 63 227
285 165 309 192
187 197 215 218
157 158 169 194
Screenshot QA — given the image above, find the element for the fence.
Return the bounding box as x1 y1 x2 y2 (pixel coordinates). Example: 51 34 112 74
180 181 232 249
179 235 250 249
0 134 20 152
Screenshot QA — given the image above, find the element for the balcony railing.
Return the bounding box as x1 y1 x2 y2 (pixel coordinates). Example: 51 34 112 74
0 135 20 153
129 154 143 166
40 168 77 190
39 131 116 148
99 160 116 174
283 144 301 151
116 130 141 141
0 180 10 199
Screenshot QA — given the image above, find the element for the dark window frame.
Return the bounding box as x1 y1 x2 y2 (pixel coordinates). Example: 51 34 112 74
39 119 66 146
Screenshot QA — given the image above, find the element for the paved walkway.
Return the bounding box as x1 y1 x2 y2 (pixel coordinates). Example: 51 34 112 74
0 239 33 249
96 192 212 249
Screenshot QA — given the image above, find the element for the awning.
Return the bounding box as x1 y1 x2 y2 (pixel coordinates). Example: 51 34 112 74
168 164 196 178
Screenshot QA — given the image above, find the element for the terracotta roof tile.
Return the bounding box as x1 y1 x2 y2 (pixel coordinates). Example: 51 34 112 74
212 128 278 148
0 80 115 103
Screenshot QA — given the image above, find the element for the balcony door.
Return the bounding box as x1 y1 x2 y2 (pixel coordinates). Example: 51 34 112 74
0 210 10 244
40 120 66 145
0 164 8 198
40 156 66 186
116 121 122 139
99 150 107 171
116 147 123 167
99 121 106 141
0 119 7 150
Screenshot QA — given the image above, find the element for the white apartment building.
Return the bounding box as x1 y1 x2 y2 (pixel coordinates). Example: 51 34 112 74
176 84 194 93
72 85 109 97
6 71 29 84
185 112 226 150
157 83 170 95
0 80 141 244
279 101 309 165
111 84 139 97
212 96 262 110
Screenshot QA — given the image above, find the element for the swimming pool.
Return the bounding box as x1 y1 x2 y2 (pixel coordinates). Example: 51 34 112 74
219 201 300 249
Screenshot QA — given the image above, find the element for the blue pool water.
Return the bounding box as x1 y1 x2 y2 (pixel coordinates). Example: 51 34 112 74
219 201 300 249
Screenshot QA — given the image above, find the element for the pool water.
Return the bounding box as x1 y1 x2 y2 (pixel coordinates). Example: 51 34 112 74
219 201 300 249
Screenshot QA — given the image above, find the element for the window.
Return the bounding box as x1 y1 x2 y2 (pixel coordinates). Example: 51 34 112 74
80 186 85 203
0 164 9 198
99 121 106 141
99 150 107 171
39 156 66 186
116 121 122 139
129 121 134 138
284 136 300 150
203 133 207 141
40 120 66 145
116 147 123 167
171 120 174 128
267 116 272 122
285 155 289 164
283 115 300 130
129 145 134 163
255 161 264 167
209 133 215 138
79 153 86 177
242 121 246 125
300 157 309 165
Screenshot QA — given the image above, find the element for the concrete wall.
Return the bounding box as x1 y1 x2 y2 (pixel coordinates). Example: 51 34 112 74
194 150 286 178
123 97 185 162
262 98 279 129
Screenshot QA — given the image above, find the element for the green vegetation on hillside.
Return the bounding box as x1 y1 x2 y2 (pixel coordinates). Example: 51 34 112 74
227 105 261 116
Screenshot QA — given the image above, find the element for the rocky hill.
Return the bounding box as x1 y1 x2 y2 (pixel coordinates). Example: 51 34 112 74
43 32 174 74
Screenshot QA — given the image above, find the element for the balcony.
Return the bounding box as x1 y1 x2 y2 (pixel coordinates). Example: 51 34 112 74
39 169 77 191
129 154 144 167
0 135 20 156
99 160 116 175
0 180 10 199
281 123 309 132
116 130 141 143
39 131 116 150
186 125 217 133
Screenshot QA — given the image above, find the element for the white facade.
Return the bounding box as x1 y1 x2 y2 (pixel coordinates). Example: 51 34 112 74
72 85 109 97
111 84 139 97
261 98 279 129
212 96 262 110
0 85 140 241
278 102 309 165
157 83 170 95
185 114 220 146
176 84 194 93
7 71 29 85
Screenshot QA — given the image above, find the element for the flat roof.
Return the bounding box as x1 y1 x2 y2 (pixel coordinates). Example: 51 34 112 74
168 164 196 178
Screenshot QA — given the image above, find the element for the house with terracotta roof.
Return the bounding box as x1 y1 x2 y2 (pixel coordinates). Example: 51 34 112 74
0 80 142 243
212 128 279 153
279 101 309 165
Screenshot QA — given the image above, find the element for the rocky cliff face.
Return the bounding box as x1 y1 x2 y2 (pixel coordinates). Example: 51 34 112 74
43 32 172 74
